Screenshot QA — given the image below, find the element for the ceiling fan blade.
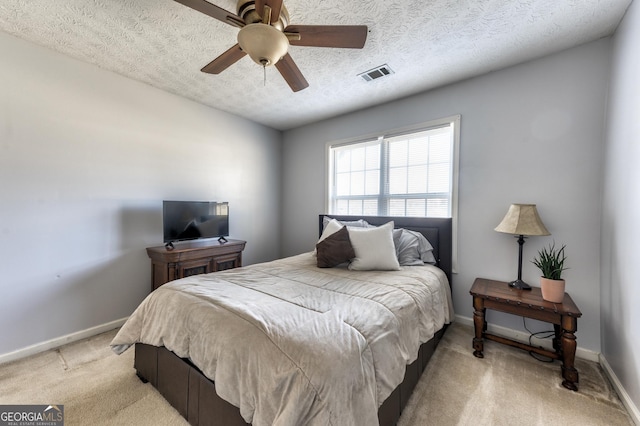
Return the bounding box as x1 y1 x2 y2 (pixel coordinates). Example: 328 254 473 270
174 0 244 28
275 54 309 92
201 44 247 74
285 25 368 48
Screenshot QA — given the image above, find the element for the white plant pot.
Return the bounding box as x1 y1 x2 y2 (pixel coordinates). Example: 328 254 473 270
540 277 565 303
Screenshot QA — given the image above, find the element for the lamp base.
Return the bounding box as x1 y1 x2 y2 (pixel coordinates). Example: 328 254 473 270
508 279 532 290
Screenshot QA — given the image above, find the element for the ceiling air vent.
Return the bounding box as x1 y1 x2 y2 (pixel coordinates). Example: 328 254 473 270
358 64 394 82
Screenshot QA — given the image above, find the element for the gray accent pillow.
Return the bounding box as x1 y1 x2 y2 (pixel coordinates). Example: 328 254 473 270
396 228 437 265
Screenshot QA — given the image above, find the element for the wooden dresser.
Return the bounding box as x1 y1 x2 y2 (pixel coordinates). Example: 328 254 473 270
146 239 246 291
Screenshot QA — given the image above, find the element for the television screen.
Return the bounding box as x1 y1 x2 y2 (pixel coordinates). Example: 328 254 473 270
163 201 229 243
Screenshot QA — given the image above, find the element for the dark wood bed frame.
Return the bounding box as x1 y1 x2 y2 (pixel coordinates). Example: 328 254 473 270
134 215 453 426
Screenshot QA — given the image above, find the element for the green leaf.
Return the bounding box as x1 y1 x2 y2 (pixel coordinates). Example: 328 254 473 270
531 242 568 280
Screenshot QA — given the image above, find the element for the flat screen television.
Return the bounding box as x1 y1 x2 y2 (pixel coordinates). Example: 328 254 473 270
163 201 229 245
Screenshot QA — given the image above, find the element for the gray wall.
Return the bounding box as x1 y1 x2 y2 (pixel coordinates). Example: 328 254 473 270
602 0 640 411
282 39 610 353
0 32 282 355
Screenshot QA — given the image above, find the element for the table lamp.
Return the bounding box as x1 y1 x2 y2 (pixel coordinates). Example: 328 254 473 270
495 204 550 290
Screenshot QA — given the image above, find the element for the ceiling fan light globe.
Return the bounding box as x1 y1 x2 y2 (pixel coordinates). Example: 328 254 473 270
237 23 289 67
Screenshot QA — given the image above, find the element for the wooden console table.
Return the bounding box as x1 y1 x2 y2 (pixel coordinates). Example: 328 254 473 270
146 239 246 291
470 277 582 391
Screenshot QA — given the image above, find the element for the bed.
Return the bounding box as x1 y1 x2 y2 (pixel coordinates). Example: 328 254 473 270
111 215 453 426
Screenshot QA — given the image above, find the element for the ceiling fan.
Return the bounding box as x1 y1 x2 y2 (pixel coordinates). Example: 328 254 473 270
174 0 368 92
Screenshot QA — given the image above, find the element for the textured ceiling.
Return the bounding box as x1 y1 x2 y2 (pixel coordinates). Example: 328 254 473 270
0 0 632 130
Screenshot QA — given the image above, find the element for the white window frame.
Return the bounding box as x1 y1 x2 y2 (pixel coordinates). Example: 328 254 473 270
325 115 460 272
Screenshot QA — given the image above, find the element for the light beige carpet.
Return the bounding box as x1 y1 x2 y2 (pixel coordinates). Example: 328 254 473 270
0 323 633 426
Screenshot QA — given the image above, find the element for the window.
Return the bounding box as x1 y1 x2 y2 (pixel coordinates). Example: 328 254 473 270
328 116 460 219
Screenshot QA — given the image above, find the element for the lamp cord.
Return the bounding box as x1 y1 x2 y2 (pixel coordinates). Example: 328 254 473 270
522 317 555 363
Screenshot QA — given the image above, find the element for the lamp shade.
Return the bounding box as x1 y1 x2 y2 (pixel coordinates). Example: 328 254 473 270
237 23 289 66
494 204 550 236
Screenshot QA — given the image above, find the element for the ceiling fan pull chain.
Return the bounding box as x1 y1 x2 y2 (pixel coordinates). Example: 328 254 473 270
263 63 267 87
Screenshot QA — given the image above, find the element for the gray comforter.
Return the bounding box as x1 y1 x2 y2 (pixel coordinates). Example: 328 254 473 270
111 252 453 426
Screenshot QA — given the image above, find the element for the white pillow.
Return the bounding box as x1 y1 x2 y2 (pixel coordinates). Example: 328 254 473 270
317 218 370 245
317 218 344 244
348 221 400 271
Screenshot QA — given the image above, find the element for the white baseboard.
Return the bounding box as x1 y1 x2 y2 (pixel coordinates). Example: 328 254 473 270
454 314 599 362
0 317 128 365
600 354 640 425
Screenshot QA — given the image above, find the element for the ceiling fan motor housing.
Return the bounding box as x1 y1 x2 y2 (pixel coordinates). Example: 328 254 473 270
237 0 289 30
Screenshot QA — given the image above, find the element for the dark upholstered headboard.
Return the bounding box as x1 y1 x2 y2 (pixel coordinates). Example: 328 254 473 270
319 215 453 282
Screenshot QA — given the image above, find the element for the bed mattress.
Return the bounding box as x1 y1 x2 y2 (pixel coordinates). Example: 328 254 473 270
111 252 453 426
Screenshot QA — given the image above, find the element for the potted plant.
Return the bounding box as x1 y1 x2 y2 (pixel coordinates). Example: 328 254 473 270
531 242 568 303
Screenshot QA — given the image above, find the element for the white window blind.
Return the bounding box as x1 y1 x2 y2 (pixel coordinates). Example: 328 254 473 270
329 117 458 218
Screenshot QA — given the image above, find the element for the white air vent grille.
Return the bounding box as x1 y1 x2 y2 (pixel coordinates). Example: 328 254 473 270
359 64 394 82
